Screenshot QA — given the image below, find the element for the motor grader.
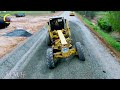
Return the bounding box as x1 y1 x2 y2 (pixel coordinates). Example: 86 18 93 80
69 11 75 16
46 17 85 69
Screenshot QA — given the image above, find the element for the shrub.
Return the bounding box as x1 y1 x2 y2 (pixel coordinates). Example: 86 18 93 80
97 18 112 32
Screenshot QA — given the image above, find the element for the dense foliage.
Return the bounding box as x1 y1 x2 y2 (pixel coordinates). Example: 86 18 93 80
77 11 120 33
97 17 112 32
77 11 96 19
106 11 120 33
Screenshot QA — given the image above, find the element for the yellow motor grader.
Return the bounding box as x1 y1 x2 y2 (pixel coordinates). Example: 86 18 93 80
69 11 75 16
46 17 85 69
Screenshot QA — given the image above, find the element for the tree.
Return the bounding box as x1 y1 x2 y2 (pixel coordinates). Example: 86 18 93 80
77 11 96 19
106 11 120 33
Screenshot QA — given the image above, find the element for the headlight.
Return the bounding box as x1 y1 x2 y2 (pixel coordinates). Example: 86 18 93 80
62 47 69 53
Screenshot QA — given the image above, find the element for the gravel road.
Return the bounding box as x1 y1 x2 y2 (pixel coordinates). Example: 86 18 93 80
8 11 120 79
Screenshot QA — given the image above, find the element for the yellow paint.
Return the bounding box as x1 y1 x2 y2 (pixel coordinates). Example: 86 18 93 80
3 14 11 24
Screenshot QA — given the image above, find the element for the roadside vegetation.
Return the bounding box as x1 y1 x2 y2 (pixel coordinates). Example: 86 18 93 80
0 11 55 16
76 11 120 52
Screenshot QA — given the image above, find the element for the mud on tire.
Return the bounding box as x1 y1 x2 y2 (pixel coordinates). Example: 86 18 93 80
75 42 85 61
46 48 55 69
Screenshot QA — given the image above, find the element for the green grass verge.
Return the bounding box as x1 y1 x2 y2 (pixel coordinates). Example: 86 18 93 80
24 11 52 16
0 11 52 16
77 13 120 52
0 11 18 16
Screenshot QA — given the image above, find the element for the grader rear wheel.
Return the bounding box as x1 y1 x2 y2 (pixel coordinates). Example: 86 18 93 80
75 42 85 61
46 33 52 46
46 48 55 69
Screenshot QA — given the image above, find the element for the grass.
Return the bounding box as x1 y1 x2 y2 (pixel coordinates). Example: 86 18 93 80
0 11 52 17
0 11 18 16
24 11 52 16
77 13 120 52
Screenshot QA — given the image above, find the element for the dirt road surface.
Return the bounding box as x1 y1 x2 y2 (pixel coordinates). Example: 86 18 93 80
0 11 62 58
9 11 120 79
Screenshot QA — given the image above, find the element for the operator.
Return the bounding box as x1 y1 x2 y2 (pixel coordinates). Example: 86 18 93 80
54 20 60 30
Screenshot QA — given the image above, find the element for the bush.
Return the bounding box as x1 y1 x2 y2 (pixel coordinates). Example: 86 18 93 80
97 18 112 32
106 11 120 33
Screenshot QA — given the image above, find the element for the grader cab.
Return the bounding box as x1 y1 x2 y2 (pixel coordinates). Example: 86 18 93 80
46 17 85 69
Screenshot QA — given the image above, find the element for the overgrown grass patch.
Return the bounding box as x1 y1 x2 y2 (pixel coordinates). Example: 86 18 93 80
24 11 52 16
0 11 52 17
0 11 18 16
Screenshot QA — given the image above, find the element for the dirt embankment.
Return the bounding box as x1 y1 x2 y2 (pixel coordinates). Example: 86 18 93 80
0 11 63 58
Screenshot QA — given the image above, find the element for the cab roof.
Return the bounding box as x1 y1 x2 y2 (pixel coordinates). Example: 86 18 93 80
49 16 64 20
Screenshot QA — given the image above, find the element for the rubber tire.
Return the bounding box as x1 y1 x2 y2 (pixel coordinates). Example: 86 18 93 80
48 35 52 46
75 42 85 61
46 33 52 46
46 48 55 69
